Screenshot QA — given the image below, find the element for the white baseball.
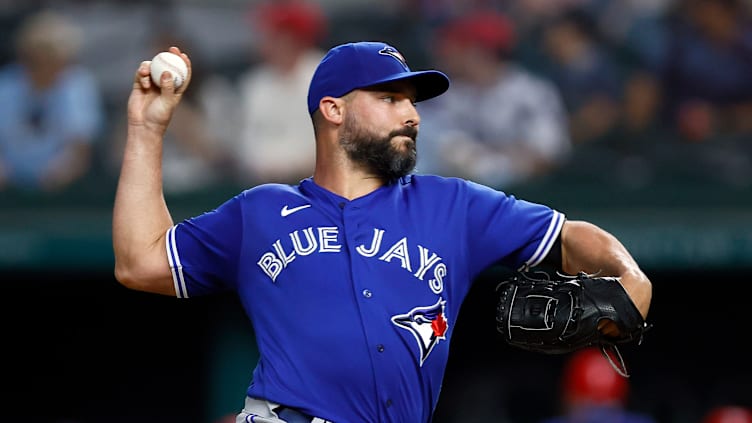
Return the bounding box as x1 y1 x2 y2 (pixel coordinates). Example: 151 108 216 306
150 51 188 88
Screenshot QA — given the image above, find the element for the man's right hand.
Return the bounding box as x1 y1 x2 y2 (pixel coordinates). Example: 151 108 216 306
128 46 192 135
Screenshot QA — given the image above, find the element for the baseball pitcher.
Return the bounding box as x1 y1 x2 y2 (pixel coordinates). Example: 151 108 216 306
113 42 652 423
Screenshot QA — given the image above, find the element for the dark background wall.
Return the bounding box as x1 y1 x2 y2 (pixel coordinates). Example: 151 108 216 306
5 266 751 423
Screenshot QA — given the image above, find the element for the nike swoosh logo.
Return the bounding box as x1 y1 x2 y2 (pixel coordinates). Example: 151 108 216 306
281 204 311 217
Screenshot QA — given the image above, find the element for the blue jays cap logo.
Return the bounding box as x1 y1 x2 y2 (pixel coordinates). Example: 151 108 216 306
379 46 409 71
392 298 448 366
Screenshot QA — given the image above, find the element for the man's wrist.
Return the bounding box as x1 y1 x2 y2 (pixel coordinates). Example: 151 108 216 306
127 123 167 143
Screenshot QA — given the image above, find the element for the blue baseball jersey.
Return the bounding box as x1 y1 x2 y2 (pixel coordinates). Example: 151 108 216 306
165 174 564 423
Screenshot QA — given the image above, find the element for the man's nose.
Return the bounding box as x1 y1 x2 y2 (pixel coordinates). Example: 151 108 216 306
403 100 420 127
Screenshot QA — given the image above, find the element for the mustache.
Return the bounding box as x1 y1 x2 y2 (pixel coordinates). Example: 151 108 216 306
389 126 418 141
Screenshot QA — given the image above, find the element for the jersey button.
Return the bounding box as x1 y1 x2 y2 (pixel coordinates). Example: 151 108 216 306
385 399 392 408
376 344 384 352
362 289 372 298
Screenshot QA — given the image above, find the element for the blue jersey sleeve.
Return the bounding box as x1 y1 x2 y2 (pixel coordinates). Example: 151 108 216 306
462 179 564 272
166 192 245 298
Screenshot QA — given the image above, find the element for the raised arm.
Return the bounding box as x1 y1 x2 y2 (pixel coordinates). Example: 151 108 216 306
560 220 652 320
112 46 192 296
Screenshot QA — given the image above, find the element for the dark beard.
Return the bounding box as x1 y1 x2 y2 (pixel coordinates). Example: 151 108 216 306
340 117 418 182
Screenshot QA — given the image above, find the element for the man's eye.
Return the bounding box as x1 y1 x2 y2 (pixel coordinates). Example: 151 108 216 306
382 96 394 103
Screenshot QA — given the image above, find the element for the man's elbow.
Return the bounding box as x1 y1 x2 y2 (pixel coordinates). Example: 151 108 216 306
114 261 139 290
113 260 157 292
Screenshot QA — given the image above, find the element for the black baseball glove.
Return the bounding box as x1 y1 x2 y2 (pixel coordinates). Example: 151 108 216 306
495 271 651 376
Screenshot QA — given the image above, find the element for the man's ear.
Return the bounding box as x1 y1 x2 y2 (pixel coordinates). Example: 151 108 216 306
319 96 345 125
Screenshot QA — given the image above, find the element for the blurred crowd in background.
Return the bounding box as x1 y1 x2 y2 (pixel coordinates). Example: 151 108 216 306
3 1 752 422
4 0 752 197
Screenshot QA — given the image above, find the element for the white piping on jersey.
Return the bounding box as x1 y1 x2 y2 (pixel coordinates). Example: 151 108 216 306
166 225 189 298
519 211 565 270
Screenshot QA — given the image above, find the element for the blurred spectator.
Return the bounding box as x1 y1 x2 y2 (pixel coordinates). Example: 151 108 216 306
107 29 234 194
0 9 104 192
506 0 590 40
621 70 664 135
581 69 666 190
418 9 571 188
588 0 674 140
702 406 752 423
538 8 624 144
539 347 657 423
656 0 752 143
593 0 676 70
230 0 327 184
49 0 256 106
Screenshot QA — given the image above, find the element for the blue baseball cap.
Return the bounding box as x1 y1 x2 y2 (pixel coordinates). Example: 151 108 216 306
307 41 450 114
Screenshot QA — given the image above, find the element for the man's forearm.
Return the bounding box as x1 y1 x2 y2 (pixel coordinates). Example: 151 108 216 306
561 220 652 319
112 126 173 289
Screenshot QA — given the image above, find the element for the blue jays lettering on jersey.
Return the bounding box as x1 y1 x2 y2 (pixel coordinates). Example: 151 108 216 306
165 174 564 423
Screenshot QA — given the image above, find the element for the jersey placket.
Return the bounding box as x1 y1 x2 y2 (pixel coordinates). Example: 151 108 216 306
339 200 397 422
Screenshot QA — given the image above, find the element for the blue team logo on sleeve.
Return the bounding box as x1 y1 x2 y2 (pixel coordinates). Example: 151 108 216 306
391 298 448 366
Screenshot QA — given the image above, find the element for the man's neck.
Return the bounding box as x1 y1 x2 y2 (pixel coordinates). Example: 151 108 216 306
312 163 385 201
